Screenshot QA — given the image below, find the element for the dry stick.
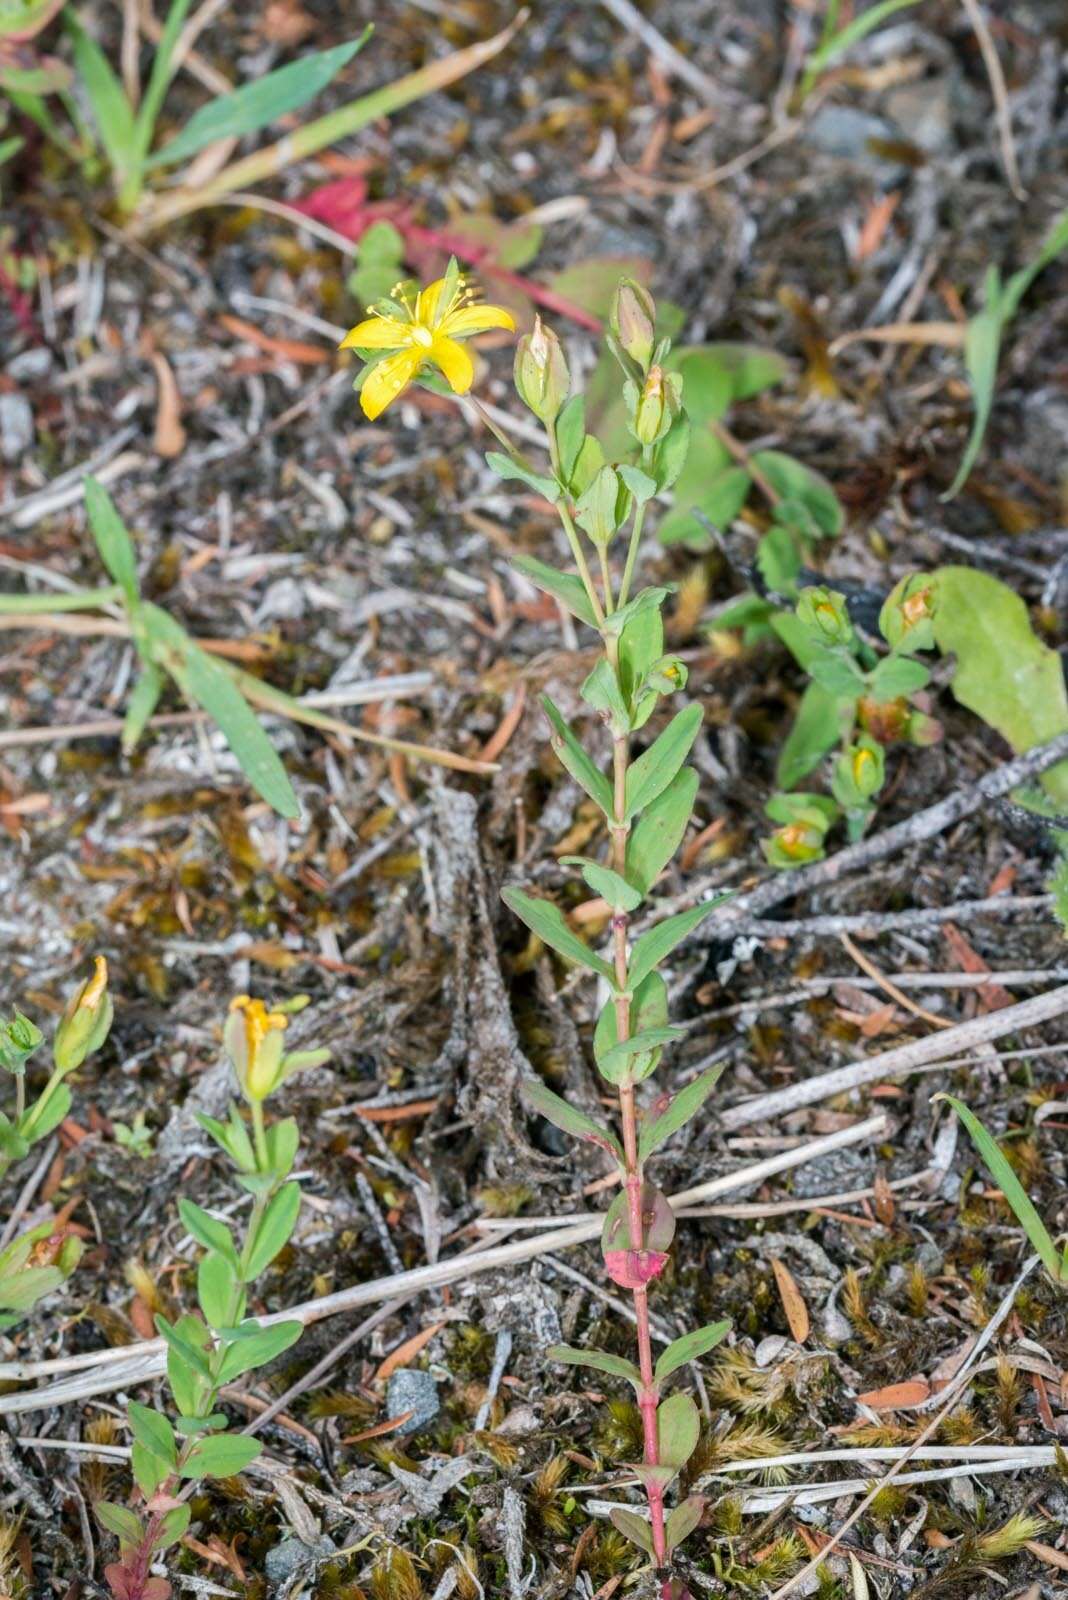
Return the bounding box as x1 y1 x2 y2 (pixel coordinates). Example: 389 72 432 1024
958 0 1025 201
730 894 1053 939
595 0 730 105
707 728 1068 932
719 983 1068 1131
766 1252 1042 1599
0 1117 886 1411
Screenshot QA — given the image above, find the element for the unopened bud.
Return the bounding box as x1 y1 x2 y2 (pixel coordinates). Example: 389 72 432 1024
797 586 853 647
610 278 656 369
642 655 688 696
832 737 885 808
632 365 680 446
857 694 908 744
880 573 936 652
53 957 113 1074
226 995 288 1103
513 316 569 422
0 1011 42 1075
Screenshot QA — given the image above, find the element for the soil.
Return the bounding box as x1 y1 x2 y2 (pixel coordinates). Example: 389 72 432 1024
3 2 1068 1597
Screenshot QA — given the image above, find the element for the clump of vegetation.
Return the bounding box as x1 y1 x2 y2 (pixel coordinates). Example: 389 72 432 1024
94 994 329 1599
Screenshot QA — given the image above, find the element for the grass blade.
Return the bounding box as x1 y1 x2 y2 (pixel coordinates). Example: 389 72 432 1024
65 11 137 185
937 1094 1061 1281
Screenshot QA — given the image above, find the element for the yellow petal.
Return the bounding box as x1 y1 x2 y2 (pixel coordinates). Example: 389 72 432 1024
360 347 424 419
339 316 412 351
416 276 455 328
442 303 516 338
430 335 474 395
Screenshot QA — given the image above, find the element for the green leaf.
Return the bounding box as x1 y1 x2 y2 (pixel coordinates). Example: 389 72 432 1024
595 1027 685 1081
807 648 866 698
149 31 372 168
19 1080 71 1143
132 1440 171 1499
657 1391 700 1471
156 1313 214 1382
243 1181 301 1279
665 1494 704 1552
196 1106 256 1173
867 655 930 700
601 585 672 640
943 301 1002 501
548 1343 642 1388
618 602 664 709
580 657 630 731
501 887 616 982
624 705 703 819
805 0 920 80
512 554 597 629
197 1250 241 1329
177 1199 239 1269
628 898 725 992
639 1063 727 1163
144 604 299 818
264 1116 300 1181
756 524 802 594
555 395 586 482
65 12 136 181
217 1318 303 1381
937 1095 1062 1282
654 1320 731 1384
625 768 698 894
560 856 642 912
750 450 843 538
929 567 1068 806
617 464 657 505
164 1313 212 1417
83 476 139 605
522 1078 624 1163
128 1402 177 1468
95 1501 144 1551
609 1507 654 1554
595 972 668 1084
776 681 841 789
486 451 561 503
131 0 194 164
180 1431 262 1479
122 664 164 753
150 1503 192 1555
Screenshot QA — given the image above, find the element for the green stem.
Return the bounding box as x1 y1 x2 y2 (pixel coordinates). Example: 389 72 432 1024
0 585 123 615
616 502 646 612
249 1099 269 1175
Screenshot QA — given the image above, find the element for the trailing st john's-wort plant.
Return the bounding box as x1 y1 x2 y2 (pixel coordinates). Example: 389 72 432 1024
95 995 329 1600
0 957 111 1325
339 265 732 1593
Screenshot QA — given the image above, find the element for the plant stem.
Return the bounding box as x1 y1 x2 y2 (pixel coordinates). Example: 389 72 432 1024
606 643 668 1571
558 503 605 627
0 585 123 615
616 501 646 612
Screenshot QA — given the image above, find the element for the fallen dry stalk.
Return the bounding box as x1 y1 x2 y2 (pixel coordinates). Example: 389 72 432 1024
0 1115 886 1414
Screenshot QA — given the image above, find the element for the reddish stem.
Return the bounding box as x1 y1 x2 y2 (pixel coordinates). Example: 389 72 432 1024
610 722 668 1572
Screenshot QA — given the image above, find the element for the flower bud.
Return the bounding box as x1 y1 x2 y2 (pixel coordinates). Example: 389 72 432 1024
631 366 680 446
226 996 288 1103
53 957 113 1075
610 278 656 369
513 316 569 422
0 1011 42 1075
642 655 688 696
857 694 908 744
796 586 853 647
762 821 826 868
880 573 935 652
832 736 885 808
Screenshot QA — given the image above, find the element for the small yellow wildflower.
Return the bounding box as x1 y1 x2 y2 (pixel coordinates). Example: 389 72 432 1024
340 263 515 420
228 995 288 1102
80 955 108 1011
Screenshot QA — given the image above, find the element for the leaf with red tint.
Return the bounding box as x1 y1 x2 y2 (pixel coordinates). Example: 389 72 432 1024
601 1184 675 1255
290 178 410 241
661 1581 694 1600
603 1248 669 1289
104 1567 134 1600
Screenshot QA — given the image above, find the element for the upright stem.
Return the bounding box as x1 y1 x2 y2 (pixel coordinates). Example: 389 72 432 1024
605 637 668 1570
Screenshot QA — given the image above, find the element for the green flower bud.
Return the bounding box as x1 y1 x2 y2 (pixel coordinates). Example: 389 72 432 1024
513 316 569 422
762 821 827 869
796 586 854 647
631 366 681 446
53 957 113 1075
880 573 936 652
0 1011 43 1075
610 278 656 370
225 995 331 1104
641 655 688 696
832 737 885 808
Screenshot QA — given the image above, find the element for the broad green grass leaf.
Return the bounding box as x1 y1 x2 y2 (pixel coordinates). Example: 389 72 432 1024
149 31 372 168
84 476 139 604
542 696 614 817
522 1077 624 1163
243 1181 301 1278
657 1391 700 1470
805 0 919 80
626 767 698 893
639 1062 727 1163
655 1319 731 1383
512 554 597 628
548 1344 641 1387
65 12 137 180
180 1431 262 1479
133 0 194 164
777 681 841 788
929 567 1068 806
750 450 843 537
501 886 616 982
145 605 299 818
624 704 703 819
938 1095 1061 1281
628 898 725 992
122 664 164 753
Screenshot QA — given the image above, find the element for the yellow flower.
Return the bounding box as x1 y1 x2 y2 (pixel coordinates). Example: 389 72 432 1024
227 995 288 1102
340 263 515 420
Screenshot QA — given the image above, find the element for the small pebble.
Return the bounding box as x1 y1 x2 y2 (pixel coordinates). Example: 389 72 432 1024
265 1533 336 1588
0 394 33 463
386 1367 440 1435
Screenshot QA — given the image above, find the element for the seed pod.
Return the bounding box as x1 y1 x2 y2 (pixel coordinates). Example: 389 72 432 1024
53 957 113 1074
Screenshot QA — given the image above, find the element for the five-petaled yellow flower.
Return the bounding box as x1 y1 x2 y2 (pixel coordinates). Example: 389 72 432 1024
340 268 515 420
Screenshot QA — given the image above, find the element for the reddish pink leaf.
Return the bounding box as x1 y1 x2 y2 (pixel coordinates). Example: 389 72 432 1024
603 1249 668 1289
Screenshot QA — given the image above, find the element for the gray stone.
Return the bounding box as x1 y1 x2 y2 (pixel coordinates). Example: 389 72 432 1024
804 105 908 180
0 394 33 463
264 1533 336 1588
6 348 52 381
386 1367 440 1435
